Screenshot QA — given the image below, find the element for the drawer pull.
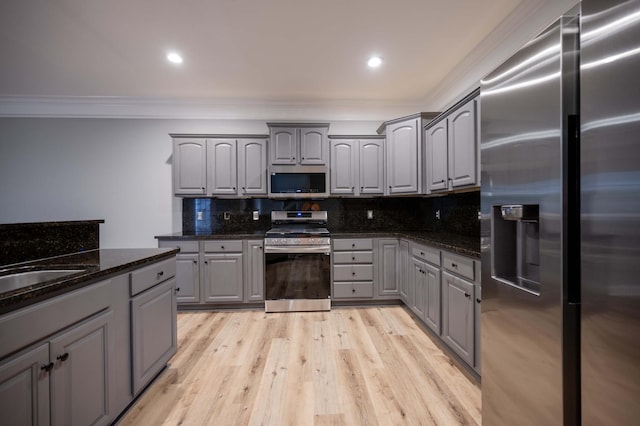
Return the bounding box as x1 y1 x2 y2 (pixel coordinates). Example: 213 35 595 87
41 362 54 372
420 251 424 256
157 271 164 277
352 243 356 248
56 353 69 362
176 287 181 293
352 272 356 276
221 245 225 250
451 263 458 268
464 292 471 298
352 256 356 261
476 298 481 304
193 260 197 264
352 288 356 293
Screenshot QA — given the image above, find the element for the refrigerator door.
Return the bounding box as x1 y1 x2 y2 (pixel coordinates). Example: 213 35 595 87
580 1 640 424
480 11 579 426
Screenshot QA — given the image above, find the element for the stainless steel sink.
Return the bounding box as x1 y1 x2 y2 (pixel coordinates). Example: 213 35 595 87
0 269 85 292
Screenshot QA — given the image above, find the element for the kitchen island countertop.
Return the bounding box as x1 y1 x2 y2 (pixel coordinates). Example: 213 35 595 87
0 248 179 315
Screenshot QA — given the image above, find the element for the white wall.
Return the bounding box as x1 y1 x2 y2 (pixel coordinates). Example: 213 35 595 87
0 118 380 248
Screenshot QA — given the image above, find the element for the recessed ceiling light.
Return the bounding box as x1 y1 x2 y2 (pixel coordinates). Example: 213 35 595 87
367 56 383 68
167 52 183 64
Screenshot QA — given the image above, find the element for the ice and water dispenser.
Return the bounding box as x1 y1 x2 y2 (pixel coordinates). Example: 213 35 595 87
492 204 541 295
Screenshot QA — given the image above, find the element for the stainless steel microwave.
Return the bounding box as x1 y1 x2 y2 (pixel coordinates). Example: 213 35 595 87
268 168 328 198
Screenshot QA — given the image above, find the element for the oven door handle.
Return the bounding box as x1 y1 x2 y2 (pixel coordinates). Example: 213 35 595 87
264 245 331 254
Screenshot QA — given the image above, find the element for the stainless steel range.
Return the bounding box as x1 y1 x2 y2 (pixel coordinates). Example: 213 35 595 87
264 211 331 313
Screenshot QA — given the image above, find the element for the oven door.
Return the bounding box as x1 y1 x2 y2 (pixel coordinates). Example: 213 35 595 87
264 244 331 312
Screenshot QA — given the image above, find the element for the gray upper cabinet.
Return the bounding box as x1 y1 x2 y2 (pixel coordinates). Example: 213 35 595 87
269 127 297 164
238 139 268 195
386 118 421 194
426 93 479 193
426 121 449 192
268 124 329 167
448 98 478 188
171 135 267 198
359 139 384 195
299 128 326 165
173 138 207 195
207 139 237 195
329 137 384 196
330 139 357 195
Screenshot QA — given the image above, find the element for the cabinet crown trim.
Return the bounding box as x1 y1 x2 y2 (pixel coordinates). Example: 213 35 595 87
169 134 268 138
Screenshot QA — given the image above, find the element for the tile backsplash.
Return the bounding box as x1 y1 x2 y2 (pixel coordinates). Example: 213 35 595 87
183 192 479 237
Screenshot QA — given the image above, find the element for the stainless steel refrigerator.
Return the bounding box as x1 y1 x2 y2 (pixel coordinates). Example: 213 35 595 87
480 1 640 425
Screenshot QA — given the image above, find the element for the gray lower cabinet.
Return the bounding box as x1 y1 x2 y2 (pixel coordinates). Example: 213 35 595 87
245 240 265 302
423 262 441 334
159 239 264 305
332 238 374 300
0 342 49 426
376 238 400 298
50 310 112 426
442 253 476 367
0 279 115 426
203 240 244 303
410 257 426 319
0 309 113 426
398 240 410 302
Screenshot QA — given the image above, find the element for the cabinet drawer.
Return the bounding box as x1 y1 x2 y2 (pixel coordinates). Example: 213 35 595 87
411 244 440 266
333 251 373 264
130 257 177 296
333 264 374 281
333 282 374 299
442 253 475 281
158 240 199 253
203 240 243 253
333 239 373 251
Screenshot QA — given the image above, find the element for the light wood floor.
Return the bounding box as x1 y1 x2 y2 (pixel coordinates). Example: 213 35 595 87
118 306 481 425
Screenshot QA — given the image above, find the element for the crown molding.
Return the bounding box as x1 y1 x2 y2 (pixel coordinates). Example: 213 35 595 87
0 95 423 121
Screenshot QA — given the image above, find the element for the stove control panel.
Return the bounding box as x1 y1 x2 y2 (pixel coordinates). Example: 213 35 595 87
264 237 331 246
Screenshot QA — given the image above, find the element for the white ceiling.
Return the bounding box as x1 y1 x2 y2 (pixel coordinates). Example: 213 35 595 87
0 0 577 120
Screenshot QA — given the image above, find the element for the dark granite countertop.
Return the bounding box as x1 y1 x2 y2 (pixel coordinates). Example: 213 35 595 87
0 248 179 315
331 231 480 259
155 231 267 240
156 230 479 259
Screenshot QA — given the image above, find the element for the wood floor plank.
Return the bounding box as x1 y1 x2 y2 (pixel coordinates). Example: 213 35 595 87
117 306 481 426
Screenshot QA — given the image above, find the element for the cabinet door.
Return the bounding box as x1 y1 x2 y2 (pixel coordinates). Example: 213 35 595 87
299 127 327 165
442 271 474 365
245 240 264 302
130 279 177 395
173 138 206 195
377 239 399 297
398 240 410 302
238 139 267 195
386 119 420 194
448 98 478 188
207 139 238 195
330 140 357 195
359 139 384 195
424 262 441 334
270 127 298 165
50 310 112 426
427 120 449 192
175 253 200 304
475 283 481 373
0 343 50 426
203 253 244 302
410 258 426 319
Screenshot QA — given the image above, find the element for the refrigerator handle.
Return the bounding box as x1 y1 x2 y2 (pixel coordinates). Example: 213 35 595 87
566 113 580 304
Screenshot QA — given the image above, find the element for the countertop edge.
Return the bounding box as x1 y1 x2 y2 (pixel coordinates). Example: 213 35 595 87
0 248 179 315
